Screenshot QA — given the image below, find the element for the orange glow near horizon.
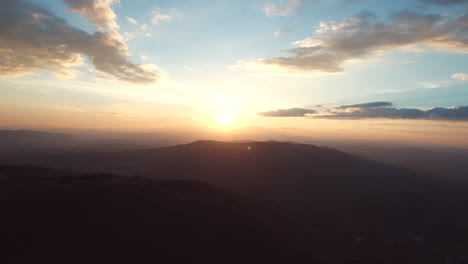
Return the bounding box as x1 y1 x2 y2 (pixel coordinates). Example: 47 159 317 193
2 104 468 148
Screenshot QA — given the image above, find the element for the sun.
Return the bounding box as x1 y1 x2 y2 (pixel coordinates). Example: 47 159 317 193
208 93 243 127
215 108 235 126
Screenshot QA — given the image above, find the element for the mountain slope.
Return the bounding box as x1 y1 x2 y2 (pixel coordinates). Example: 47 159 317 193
3 140 468 263
0 165 312 264
27 140 459 203
16 141 468 239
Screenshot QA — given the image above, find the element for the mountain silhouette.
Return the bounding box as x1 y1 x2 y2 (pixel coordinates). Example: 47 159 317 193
3 141 468 263
0 165 313 264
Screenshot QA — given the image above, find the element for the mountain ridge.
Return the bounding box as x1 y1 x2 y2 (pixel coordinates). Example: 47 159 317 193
2 139 468 263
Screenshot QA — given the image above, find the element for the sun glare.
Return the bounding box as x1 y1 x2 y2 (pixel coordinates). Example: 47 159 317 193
215 108 235 126
208 93 245 127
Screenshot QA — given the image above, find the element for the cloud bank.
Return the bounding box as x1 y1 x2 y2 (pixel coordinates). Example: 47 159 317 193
258 108 317 117
319 105 468 121
234 10 468 74
0 0 159 84
334 102 393 110
260 102 468 121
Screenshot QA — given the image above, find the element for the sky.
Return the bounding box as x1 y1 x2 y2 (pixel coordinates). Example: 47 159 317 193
0 0 467 146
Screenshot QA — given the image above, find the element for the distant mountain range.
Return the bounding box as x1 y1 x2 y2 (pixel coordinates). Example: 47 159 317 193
339 144 468 179
0 130 173 158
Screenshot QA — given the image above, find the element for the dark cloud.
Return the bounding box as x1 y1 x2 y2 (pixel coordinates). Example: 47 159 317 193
258 108 317 117
426 106 468 120
236 10 468 74
0 0 158 84
259 103 468 121
319 107 427 120
315 103 468 121
335 102 392 110
420 0 468 5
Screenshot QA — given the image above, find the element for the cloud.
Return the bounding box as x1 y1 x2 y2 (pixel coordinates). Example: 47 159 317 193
0 0 158 84
259 102 468 121
315 102 468 121
420 0 468 6
64 0 119 31
265 0 302 16
123 32 135 40
401 61 416 64
234 10 468 75
258 108 317 117
334 102 392 110
126 17 138 25
264 0 318 16
152 7 172 26
416 82 442 89
273 27 296 38
452 73 468 81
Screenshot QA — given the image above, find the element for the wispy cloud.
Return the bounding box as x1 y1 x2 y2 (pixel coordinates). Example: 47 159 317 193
416 82 443 89
273 27 296 38
401 61 416 64
258 108 317 117
152 7 172 26
123 31 135 40
234 10 468 75
452 73 468 81
126 16 138 25
264 0 317 16
265 0 302 16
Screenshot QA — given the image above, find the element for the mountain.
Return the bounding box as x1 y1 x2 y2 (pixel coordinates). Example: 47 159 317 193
338 145 468 179
0 130 176 159
3 141 468 263
0 130 78 160
0 165 312 264
0 129 71 150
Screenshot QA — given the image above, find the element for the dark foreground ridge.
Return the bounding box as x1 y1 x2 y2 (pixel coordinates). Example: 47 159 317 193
0 165 311 264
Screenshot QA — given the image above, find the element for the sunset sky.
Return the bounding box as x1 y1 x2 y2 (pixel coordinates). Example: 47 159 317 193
1 0 467 146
